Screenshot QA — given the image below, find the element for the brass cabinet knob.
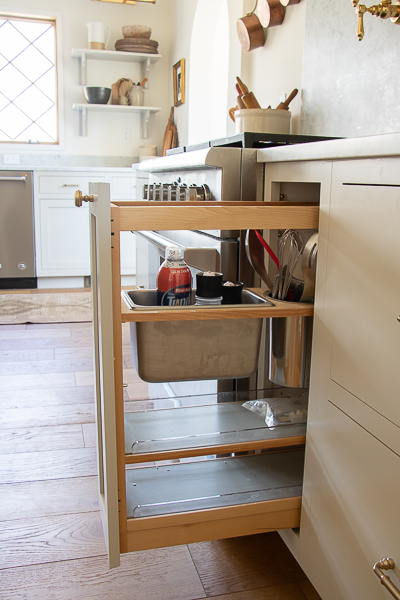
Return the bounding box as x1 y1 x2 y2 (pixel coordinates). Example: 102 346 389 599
75 190 95 207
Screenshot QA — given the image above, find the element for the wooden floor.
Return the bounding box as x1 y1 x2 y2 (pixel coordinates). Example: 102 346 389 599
0 320 322 600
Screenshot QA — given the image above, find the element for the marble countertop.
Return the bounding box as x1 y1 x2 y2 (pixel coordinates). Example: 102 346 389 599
0 165 135 173
257 132 400 163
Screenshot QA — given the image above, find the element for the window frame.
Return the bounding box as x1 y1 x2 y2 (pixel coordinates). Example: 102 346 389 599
0 8 64 149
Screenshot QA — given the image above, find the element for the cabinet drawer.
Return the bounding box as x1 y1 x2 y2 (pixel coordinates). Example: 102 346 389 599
38 174 106 195
310 401 400 600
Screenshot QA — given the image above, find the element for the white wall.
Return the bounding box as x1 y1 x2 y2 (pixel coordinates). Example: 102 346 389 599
301 0 400 137
0 0 172 162
245 0 306 135
169 0 306 146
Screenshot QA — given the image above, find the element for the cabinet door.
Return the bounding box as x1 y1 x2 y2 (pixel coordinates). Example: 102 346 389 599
89 182 120 568
308 400 400 600
325 159 400 453
304 157 400 600
37 199 90 275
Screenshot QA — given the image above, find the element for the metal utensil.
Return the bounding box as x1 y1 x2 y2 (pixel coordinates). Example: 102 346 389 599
299 233 318 303
245 229 274 290
273 229 304 300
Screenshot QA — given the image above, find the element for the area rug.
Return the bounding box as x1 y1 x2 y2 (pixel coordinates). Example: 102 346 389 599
0 291 92 325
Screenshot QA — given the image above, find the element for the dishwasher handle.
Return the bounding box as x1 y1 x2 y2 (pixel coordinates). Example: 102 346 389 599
0 176 27 182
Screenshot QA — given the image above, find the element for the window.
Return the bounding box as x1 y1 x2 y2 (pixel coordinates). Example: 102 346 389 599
0 15 58 144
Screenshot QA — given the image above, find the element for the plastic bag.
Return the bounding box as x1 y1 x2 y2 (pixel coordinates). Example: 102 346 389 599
242 397 308 429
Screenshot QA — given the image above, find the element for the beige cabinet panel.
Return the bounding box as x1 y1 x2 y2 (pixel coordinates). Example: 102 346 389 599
307 400 400 600
326 159 400 449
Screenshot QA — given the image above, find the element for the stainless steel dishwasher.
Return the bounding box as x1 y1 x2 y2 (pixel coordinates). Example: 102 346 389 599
0 170 36 289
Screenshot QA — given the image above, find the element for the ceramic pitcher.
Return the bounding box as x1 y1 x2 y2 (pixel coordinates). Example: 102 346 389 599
86 21 110 50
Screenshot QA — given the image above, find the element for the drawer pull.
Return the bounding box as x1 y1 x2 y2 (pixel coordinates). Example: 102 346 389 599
374 558 400 599
62 184 80 187
397 316 400 322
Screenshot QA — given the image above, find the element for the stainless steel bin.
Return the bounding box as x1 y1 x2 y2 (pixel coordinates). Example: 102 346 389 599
123 289 272 383
269 315 313 388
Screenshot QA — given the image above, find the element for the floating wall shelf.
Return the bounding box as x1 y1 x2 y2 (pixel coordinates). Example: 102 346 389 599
72 103 162 137
71 48 162 87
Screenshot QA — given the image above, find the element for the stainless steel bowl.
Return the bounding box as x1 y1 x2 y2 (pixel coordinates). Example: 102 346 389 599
84 86 111 104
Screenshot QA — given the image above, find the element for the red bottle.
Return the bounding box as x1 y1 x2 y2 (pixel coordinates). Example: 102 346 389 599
156 246 192 306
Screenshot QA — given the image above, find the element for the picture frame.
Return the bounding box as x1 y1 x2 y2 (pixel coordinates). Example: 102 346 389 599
173 59 185 107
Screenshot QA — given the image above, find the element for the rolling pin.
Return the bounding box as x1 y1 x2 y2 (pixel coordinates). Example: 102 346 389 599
241 91 261 109
236 77 261 108
276 88 298 110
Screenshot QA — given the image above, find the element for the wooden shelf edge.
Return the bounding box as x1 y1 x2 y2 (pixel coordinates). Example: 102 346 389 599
124 435 306 464
120 298 313 322
72 103 162 113
71 48 162 62
120 496 301 552
114 202 319 232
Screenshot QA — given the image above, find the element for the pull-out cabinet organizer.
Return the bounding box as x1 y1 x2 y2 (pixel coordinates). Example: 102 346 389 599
88 184 318 567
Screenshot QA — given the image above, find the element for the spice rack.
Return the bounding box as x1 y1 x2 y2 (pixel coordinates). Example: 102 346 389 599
86 184 318 568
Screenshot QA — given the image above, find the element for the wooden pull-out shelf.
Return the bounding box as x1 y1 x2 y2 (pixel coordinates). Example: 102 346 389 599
98 192 319 562
124 401 306 464
122 450 304 552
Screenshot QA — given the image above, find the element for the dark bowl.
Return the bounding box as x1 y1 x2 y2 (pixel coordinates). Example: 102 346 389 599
84 86 111 104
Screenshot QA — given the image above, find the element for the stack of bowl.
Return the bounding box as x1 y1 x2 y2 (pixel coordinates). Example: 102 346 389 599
115 26 159 54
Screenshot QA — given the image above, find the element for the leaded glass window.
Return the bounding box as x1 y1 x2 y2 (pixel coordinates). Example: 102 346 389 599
0 15 58 144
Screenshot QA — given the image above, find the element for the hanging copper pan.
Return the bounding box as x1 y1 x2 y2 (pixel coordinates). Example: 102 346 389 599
237 12 265 52
258 0 285 28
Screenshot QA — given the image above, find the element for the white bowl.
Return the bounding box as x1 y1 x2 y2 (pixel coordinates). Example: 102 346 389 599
122 25 151 39
235 108 291 134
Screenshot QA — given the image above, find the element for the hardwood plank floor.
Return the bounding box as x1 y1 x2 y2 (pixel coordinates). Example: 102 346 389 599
0 476 99 521
0 320 322 600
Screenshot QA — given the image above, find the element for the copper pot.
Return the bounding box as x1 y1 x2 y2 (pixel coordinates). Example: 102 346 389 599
258 0 285 28
237 13 265 52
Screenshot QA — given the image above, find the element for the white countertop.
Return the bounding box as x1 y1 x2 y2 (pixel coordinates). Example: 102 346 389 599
257 132 400 163
0 165 135 173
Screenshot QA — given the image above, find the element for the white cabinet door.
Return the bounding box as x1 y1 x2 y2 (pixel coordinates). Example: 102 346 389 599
324 159 400 453
36 199 90 275
89 182 120 569
303 157 400 600
307 400 400 600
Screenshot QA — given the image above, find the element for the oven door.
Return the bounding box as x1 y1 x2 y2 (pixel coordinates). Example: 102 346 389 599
135 229 239 290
